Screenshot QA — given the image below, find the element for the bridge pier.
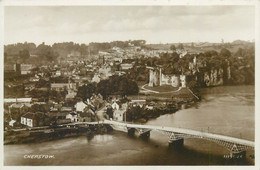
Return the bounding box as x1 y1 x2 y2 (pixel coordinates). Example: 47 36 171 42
169 138 184 149
139 131 150 140
105 121 254 155
229 151 246 159
127 128 135 136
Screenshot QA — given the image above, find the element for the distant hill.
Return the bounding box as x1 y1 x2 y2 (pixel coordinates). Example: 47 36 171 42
145 40 254 54
232 40 251 45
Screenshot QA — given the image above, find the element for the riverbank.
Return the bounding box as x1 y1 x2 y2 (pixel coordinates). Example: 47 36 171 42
5 88 201 144
129 99 199 124
4 85 254 165
4 124 113 145
127 87 200 123
130 87 200 102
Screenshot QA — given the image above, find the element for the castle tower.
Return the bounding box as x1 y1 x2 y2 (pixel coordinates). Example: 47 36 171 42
159 67 162 86
180 75 186 88
148 69 154 87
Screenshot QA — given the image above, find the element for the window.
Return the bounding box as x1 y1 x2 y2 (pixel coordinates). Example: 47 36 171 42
27 119 32 127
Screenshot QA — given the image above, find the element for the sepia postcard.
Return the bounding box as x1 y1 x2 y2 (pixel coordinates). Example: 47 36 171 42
0 0 259 170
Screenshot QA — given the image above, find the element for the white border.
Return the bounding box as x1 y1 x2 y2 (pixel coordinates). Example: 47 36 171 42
0 0 257 6
0 0 259 170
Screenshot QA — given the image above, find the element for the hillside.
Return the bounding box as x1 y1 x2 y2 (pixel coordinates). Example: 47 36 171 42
145 40 254 54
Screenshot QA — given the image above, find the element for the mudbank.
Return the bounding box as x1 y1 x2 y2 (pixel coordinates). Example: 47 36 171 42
4 124 113 145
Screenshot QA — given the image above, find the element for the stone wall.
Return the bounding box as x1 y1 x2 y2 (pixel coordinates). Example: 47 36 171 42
161 74 180 87
148 67 183 87
171 75 180 87
148 69 160 87
204 68 224 86
180 75 186 87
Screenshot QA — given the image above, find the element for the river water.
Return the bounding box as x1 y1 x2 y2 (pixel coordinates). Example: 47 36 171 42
4 85 255 165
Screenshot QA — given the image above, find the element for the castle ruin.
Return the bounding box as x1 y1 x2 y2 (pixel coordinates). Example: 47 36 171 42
148 67 186 88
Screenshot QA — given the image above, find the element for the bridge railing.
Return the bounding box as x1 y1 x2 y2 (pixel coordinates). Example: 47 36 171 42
67 120 254 149
103 120 254 148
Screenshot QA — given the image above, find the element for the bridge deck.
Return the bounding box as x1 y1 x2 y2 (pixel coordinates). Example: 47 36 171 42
103 120 254 148
68 120 254 148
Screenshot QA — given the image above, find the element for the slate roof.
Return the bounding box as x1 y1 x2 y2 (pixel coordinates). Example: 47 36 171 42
22 112 45 119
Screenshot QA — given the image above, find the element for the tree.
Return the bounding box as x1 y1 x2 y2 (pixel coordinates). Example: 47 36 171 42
170 44 176 51
220 48 231 58
205 50 218 58
178 43 184 49
119 77 129 96
209 55 223 69
19 49 30 63
106 107 113 119
36 43 58 62
4 42 36 56
77 84 96 101
127 80 139 95
178 57 189 74
96 75 139 98
30 104 49 113
29 89 49 102
97 80 110 99
235 48 245 58
36 78 50 88
126 106 144 121
79 44 89 56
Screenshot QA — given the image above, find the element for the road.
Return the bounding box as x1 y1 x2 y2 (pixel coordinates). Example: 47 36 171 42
141 84 182 94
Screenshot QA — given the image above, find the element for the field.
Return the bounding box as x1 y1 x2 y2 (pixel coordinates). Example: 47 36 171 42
129 87 196 103
142 84 179 92
145 42 253 54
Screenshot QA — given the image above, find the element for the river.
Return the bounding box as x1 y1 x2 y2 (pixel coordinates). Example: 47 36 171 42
4 85 255 165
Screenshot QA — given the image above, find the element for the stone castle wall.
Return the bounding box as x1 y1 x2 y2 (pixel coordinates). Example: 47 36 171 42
148 68 185 88
204 68 224 86
148 69 160 87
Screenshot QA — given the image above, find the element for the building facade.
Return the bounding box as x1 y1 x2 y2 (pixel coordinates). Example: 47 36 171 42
148 67 186 88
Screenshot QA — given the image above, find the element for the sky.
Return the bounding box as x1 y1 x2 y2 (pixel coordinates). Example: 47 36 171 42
4 6 255 45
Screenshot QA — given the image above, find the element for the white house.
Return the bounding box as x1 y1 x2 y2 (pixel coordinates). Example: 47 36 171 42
8 103 24 114
121 63 133 70
130 100 146 108
66 112 78 122
21 116 31 127
113 110 125 122
75 101 88 112
55 70 61 77
65 90 77 100
51 83 77 91
113 103 127 122
146 105 154 110
114 57 123 63
112 102 120 110
92 74 101 83
20 112 45 127
9 119 16 127
4 98 32 104
20 64 33 75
